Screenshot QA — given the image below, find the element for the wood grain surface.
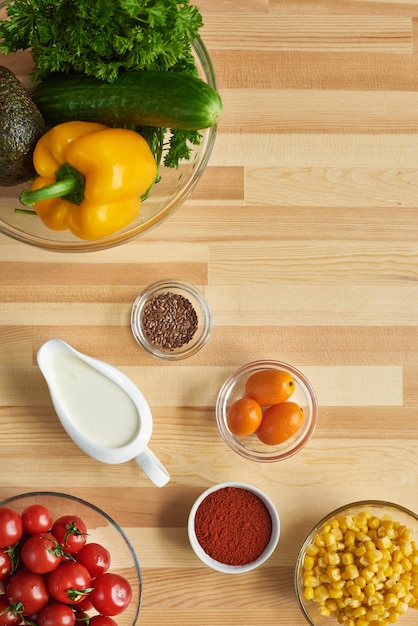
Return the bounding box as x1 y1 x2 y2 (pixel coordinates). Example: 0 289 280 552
1 1 418 625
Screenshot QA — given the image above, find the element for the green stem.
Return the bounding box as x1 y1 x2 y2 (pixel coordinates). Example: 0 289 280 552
19 163 85 207
20 178 76 206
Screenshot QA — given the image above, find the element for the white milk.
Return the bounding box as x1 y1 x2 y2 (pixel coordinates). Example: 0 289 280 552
49 351 139 449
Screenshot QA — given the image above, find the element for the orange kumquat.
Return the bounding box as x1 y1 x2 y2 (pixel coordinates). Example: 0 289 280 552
256 401 304 445
226 397 263 437
245 369 295 406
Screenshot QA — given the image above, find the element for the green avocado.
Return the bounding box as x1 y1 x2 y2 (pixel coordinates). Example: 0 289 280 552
0 65 45 186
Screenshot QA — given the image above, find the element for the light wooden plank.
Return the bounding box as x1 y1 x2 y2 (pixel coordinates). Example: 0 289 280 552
201 15 412 52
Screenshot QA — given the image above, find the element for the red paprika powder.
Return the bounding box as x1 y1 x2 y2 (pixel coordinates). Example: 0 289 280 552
194 486 272 566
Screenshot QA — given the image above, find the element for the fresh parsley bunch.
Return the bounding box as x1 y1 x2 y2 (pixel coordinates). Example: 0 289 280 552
0 0 205 168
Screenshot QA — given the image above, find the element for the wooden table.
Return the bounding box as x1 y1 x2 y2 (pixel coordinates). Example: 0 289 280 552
1 1 418 624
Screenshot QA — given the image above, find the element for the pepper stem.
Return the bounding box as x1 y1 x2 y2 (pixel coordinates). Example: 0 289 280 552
19 163 85 207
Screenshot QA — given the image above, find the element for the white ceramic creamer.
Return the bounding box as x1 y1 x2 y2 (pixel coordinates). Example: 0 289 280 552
37 339 170 487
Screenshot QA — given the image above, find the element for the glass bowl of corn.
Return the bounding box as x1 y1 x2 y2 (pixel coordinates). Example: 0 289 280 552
295 501 418 626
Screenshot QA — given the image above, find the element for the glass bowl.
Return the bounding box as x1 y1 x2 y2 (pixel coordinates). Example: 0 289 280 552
0 28 218 252
0 491 141 625
187 481 280 574
216 360 318 462
131 279 212 360
295 500 418 626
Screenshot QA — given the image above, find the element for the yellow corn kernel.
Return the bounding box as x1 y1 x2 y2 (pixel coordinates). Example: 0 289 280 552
355 576 367 589
395 600 408 614
387 614 400 624
348 585 362 597
370 603 385 616
304 575 319 588
345 564 360 580
362 567 376 581
400 527 412 541
329 586 344 599
364 583 376 597
392 550 403 563
385 593 399 608
391 561 403 575
306 543 320 557
304 586 314 600
326 598 338 612
324 532 337 548
314 584 329 602
354 620 369 626
304 555 315 571
355 546 367 558
326 551 341 566
342 552 355 565
345 530 356 547
365 550 383 564
327 566 342 582
353 606 367 618
377 535 393 550
401 558 412 572
403 591 414 606
368 516 381 530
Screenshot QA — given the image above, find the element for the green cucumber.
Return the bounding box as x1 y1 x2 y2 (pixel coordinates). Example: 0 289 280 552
31 70 222 131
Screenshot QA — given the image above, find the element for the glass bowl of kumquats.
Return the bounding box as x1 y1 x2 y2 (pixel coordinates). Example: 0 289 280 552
294 501 418 626
215 360 318 462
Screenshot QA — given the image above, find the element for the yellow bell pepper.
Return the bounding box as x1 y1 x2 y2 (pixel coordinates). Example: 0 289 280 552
20 121 157 240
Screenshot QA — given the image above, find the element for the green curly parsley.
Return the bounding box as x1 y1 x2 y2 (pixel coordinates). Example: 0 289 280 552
0 0 205 168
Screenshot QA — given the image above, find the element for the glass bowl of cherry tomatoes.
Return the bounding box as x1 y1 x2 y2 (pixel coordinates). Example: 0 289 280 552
0 491 141 625
215 360 318 462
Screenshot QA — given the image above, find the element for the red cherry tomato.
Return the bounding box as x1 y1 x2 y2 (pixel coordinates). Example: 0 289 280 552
0 595 21 626
21 504 53 535
76 542 111 577
0 550 13 581
89 617 118 626
6 570 49 615
48 561 92 604
21 533 62 574
51 515 87 554
73 610 89 625
72 594 93 612
90 573 132 616
0 509 22 549
37 602 76 626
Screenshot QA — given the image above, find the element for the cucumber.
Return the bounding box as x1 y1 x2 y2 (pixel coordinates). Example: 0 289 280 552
31 70 222 131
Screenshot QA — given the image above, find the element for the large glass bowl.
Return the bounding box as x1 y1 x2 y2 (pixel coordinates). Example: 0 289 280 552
0 4 218 251
0 491 141 625
295 500 418 626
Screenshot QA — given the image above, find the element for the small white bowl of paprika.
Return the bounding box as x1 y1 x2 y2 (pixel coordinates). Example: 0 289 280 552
187 482 280 573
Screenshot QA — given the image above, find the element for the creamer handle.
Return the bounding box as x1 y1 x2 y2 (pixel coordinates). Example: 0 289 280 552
135 448 170 487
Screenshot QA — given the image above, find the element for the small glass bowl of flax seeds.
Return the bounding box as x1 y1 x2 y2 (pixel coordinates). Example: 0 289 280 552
131 280 213 360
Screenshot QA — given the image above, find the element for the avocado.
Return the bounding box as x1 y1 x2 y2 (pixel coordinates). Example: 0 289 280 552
0 65 45 186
